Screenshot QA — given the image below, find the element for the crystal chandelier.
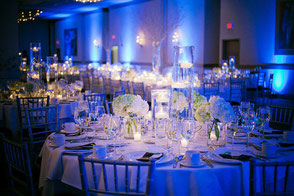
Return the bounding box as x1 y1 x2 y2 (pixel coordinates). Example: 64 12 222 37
75 0 103 3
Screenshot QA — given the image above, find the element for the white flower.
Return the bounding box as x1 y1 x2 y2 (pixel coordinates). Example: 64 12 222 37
113 94 149 117
172 91 188 112
194 104 211 124
207 96 235 123
193 92 207 110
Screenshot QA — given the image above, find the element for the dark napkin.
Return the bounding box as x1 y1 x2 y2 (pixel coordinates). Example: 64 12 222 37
279 142 294 148
137 152 164 162
219 154 252 161
65 142 95 150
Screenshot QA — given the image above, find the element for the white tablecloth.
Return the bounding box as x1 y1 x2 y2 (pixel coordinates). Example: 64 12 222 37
39 135 255 196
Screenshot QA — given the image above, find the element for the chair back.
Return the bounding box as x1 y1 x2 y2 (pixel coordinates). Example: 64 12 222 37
82 73 91 90
78 154 155 196
257 72 266 88
132 82 145 100
105 100 113 114
114 90 125 98
203 82 219 99
267 74 274 92
250 160 294 195
269 105 294 130
16 96 50 141
92 76 105 93
26 106 59 156
1 137 34 196
229 78 246 103
84 93 106 107
121 81 131 94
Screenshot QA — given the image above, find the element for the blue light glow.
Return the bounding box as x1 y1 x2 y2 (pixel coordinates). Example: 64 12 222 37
272 69 289 93
46 14 72 19
273 55 288 64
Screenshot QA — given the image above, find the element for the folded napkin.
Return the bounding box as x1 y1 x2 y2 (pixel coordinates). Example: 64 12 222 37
137 152 164 162
279 142 294 147
65 142 95 150
219 154 252 162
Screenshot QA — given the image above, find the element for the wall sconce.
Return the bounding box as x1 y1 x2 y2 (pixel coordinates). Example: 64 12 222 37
172 32 179 43
136 35 144 47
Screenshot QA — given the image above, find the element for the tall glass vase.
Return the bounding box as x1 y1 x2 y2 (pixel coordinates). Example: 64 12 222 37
152 41 162 74
29 42 42 81
170 46 195 120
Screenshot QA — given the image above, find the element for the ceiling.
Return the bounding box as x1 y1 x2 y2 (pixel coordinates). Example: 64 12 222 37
18 0 137 19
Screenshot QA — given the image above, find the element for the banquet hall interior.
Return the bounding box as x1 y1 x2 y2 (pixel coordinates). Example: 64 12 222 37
0 0 294 195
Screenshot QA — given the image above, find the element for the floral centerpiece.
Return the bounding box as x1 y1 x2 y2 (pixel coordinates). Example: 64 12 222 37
171 91 188 119
113 94 149 139
194 95 234 143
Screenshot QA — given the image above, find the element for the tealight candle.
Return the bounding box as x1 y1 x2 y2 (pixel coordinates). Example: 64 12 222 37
181 138 189 147
134 132 141 141
180 62 193 69
145 111 152 121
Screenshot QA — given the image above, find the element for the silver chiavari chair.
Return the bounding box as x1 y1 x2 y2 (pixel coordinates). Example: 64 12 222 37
121 80 131 94
91 76 105 93
78 153 155 196
26 106 59 159
132 82 146 100
1 136 35 196
203 82 219 99
17 96 50 142
269 105 294 131
114 90 125 98
84 93 106 107
250 160 294 196
229 78 246 104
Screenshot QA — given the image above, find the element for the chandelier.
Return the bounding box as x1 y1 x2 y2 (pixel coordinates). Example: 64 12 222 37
75 0 103 3
18 9 42 23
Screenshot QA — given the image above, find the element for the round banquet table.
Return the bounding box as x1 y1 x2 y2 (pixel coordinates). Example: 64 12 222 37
0 101 79 138
38 128 294 196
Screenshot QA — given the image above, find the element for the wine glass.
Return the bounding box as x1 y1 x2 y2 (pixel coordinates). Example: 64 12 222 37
108 116 121 155
164 118 182 156
257 106 271 139
181 119 199 149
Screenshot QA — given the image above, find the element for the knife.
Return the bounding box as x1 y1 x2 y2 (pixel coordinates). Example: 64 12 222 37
201 155 214 168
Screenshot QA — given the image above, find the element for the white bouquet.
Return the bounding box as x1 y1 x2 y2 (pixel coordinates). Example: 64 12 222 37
172 91 188 113
193 92 207 110
113 94 149 137
208 96 235 123
194 95 235 141
113 94 149 118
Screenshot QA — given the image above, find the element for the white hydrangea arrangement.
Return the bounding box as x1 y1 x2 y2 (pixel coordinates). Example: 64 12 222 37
113 94 149 136
194 95 235 141
172 91 188 113
193 92 207 111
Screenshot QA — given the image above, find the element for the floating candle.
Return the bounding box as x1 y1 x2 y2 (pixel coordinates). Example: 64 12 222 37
180 62 193 69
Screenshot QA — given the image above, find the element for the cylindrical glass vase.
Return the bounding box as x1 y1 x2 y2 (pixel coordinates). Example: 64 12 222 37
170 46 195 120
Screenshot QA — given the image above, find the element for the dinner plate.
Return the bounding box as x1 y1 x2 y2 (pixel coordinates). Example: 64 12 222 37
65 134 87 141
226 138 247 144
180 161 206 168
205 151 241 164
123 151 173 166
64 142 94 148
252 151 280 158
61 129 79 134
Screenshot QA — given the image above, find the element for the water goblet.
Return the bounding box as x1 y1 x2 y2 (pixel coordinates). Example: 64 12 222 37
181 119 200 149
257 106 271 139
108 116 121 155
165 118 182 156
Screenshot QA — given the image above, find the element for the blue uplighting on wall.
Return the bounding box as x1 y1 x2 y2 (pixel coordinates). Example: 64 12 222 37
272 69 289 93
273 55 288 64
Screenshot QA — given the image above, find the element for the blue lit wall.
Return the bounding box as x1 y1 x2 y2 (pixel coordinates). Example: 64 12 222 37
84 11 104 62
221 0 294 95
